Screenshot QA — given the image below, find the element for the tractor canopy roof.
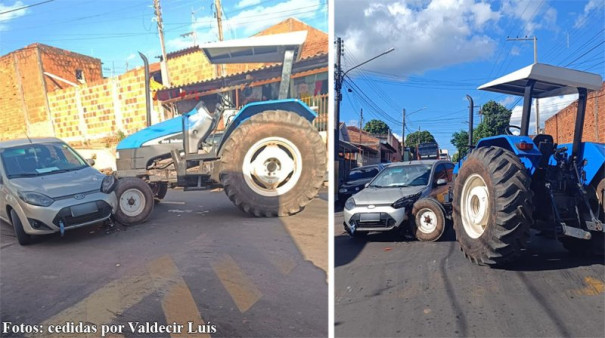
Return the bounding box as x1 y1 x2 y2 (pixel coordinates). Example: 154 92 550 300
478 63 602 98
199 31 307 64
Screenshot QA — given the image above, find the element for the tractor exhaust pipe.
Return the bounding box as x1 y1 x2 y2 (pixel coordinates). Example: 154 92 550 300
138 52 152 127
466 95 474 152
572 88 588 159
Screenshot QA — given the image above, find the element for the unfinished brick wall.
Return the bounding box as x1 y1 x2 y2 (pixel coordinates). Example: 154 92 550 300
544 82 605 144
166 51 216 86
0 51 27 139
47 66 152 145
38 44 103 92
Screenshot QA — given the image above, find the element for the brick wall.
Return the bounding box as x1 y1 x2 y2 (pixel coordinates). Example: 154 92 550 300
47 67 156 146
544 82 605 144
0 51 27 139
38 44 103 92
166 51 216 86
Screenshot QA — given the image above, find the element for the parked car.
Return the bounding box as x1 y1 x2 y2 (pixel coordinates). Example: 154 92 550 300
343 160 455 241
338 163 387 202
0 138 118 245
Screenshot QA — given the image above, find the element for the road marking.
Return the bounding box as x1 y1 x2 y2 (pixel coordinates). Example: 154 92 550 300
571 276 604 296
39 256 209 338
148 256 210 338
161 201 187 205
266 253 297 275
211 254 262 313
39 267 158 337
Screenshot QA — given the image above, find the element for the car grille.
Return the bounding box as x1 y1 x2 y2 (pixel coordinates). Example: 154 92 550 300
52 201 112 227
349 213 397 228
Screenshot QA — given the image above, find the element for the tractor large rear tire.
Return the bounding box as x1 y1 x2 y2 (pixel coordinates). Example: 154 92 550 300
452 146 533 266
219 110 326 217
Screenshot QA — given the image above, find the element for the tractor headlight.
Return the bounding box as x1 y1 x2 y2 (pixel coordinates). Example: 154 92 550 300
101 175 117 193
18 191 54 207
344 197 356 210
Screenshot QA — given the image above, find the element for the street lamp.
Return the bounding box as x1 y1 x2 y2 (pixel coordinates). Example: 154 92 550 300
334 40 394 161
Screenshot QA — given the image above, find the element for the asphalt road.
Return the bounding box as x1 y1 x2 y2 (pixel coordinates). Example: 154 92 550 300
1 189 328 338
334 210 605 337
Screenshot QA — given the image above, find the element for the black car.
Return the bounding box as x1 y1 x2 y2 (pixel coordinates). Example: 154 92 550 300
338 163 387 202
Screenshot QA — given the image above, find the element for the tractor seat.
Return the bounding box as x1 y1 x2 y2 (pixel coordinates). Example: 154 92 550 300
533 134 554 167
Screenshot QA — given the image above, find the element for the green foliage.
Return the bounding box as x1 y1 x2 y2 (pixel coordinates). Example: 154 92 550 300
363 119 390 135
450 100 512 158
116 130 126 141
452 152 460 162
405 130 436 149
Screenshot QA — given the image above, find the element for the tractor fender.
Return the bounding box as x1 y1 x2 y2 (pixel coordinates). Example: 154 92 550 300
454 135 542 175
551 142 605 185
217 99 317 155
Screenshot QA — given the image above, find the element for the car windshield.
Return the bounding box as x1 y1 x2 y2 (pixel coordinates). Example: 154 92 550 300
346 168 378 182
369 164 433 188
0 142 87 178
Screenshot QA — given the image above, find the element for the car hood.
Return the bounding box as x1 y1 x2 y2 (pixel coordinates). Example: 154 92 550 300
353 185 425 205
9 167 104 198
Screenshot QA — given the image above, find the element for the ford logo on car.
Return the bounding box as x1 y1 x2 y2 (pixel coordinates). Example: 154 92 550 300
74 194 85 200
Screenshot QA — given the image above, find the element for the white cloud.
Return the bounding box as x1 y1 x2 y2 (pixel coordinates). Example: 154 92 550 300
509 94 578 133
575 0 604 28
0 1 28 31
499 95 516 107
236 0 262 9
510 45 520 56
336 0 501 75
126 53 136 61
500 0 557 35
166 0 325 51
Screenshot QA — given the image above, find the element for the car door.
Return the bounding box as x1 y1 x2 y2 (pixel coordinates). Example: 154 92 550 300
0 157 7 223
429 163 450 203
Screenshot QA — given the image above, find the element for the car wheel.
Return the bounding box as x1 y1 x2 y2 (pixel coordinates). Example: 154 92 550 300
412 198 446 242
114 177 154 225
10 209 32 245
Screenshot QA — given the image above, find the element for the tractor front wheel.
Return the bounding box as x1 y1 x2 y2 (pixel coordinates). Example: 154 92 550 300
219 110 326 217
114 178 155 225
452 146 533 266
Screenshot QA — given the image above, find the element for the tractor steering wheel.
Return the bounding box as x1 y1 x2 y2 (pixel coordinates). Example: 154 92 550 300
506 125 521 135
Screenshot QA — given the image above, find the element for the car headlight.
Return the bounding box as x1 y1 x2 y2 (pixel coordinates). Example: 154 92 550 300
18 191 54 207
339 188 347 193
391 192 421 209
344 197 356 210
101 175 117 193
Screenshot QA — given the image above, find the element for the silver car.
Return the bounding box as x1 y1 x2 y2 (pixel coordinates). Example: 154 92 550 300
0 138 118 245
343 160 455 240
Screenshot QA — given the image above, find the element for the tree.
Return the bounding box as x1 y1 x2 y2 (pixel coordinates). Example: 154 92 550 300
450 100 512 159
405 130 436 149
450 130 470 159
452 152 460 162
363 119 390 135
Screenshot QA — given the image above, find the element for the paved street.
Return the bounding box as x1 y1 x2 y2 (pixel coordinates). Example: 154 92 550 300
1 189 328 338
334 210 605 337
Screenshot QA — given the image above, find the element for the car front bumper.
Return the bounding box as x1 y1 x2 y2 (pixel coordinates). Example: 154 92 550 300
343 204 408 232
13 191 118 235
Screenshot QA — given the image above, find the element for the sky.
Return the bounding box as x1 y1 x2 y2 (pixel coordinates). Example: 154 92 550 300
335 0 605 156
0 0 328 75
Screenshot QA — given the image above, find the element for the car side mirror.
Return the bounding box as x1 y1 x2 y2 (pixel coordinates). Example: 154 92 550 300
436 178 447 186
86 158 95 167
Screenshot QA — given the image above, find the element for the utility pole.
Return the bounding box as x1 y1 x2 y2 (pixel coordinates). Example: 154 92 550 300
214 0 225 77
154 0 170 85
358 108 363 158
401 108 405 161
334 37 343 161
508 35 539 134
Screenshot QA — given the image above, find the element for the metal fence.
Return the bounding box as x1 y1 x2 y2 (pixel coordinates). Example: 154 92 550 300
301 94 328 132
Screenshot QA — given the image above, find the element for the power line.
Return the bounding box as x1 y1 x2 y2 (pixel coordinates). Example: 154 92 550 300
0 0 54 16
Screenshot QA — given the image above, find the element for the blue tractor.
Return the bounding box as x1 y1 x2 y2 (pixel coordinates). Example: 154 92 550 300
111 32 326 224
453 63 604 265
